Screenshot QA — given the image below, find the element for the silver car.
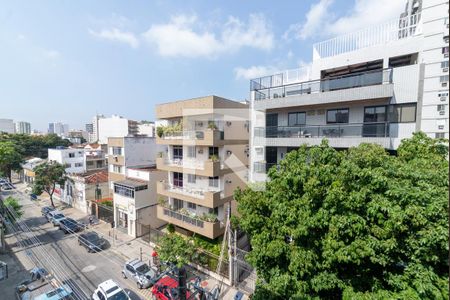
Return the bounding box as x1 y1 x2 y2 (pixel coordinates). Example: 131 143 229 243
121 259 158 289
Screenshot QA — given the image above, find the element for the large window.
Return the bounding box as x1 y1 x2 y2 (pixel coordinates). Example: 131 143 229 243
112 147 122 155
187 202 197 210
288 112 306 126
209 176 219 188
187 174 196 184
114 184 134 198
208 147 219 159
173 146 183 160
327 108 349 123
173 172 183 187
187 146 196 158
364 106 386 123
112 165 122 173
388 104 416 123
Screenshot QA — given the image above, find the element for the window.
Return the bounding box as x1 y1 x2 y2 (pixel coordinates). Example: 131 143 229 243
208 207 219 215
135 185 148 191
440 75 449 82
437 105 446 112
114 184 134 198
112 147 122 155
173 172 183 187
209 176 219 188
68 153 75 158
173 146 183 160
96 291 105 300
443 47 449 54
288 112 306 126
364 106 386 122
442 61 449 69
436 133 446 138
173 198 183 210
208 147 219 159
327 109 349 123
74 163 83 167
388 104 416 123
187 202 196 210
187 146 196 158
187 174 196 184
113 165 122 173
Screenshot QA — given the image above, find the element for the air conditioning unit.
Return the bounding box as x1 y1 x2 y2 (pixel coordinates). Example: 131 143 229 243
438 125 444 130
444 68 449 72
441 96 447 101
439 110 445 115
444 53 449 58
442 82 448 87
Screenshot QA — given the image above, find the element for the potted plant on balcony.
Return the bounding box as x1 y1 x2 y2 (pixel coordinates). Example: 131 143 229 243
207 121 218 130
209 154 219 162
200 213 218 223
156 126 164 138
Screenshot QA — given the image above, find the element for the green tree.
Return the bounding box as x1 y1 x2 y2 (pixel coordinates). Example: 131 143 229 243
2 196 23 220
235 133 449 299
157 233 195 268
0 141 23 181
0 133 71 158
32 162 69 207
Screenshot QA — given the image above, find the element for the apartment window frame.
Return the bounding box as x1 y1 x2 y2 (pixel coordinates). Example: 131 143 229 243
173 146 183 160
364 106 387 123
442 61 449 69
436 133 446 138
68 152 75 158
440 75 449 82
437 104 446 112
74 162 83 168
187 174 196 184
208 176 219 188
288 112 306 126
173 172 183 187
112 165 122 174
112 147 122 155
187 202 197 210
327 108 349 124
114 184 134 198
442 47 449 54
208 147 219 159
388 103 417 123
187 146 196 158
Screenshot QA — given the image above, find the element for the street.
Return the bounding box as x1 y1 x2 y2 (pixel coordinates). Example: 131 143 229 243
2 187 152 300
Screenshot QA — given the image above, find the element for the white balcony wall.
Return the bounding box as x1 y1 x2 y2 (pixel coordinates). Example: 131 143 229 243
391 64 420 104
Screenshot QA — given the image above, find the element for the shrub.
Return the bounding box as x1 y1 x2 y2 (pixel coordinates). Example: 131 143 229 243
166 223 175 234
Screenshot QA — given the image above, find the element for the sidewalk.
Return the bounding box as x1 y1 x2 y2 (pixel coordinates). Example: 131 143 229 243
14 182 249 299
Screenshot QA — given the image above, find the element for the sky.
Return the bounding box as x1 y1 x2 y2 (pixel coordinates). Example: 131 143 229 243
0 0 406 131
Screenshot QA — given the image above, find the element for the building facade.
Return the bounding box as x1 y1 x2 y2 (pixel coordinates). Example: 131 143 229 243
249 0 449 182
20 157 46 184
113 166 166 237
48 122 69 136
15 121 31 134
48 147 86 174
0 119 15 134
155 95 249 239
97 115 139 144
137 122 155 137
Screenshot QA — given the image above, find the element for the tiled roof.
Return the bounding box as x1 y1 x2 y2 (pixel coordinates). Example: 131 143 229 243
75 170 109 184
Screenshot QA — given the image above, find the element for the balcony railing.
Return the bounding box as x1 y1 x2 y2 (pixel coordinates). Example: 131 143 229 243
255 123 390 138
162 207 205 228
160 182 222 199
251 69 392 101
161 130 224 140
253 162 278 174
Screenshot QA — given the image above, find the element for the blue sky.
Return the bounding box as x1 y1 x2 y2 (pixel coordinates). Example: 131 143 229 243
0 0 405 131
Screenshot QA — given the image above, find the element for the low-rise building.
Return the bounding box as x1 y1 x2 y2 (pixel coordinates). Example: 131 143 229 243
48 146 86 174
62 170 109 214
20 157 46 184
98 115 139 144
113 166 166 237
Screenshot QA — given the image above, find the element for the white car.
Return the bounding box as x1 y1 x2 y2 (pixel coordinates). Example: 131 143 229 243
92 280 130 300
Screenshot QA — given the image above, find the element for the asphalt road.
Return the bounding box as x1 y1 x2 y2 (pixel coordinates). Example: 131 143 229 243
3 188 153 300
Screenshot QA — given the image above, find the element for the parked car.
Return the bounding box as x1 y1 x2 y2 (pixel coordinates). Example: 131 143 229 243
122 259 158 289
58 218 82 234
51 213 66 226
78 231 106 253
41 206 55 217
92 280 130 300
151 276 191 300
45 210 62 222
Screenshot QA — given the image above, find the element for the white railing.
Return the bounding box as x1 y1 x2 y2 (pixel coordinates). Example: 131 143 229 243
313 13 421 60
163 158 205 170
162 182 222 199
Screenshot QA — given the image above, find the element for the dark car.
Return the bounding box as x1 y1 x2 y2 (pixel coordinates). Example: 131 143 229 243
78 231 106 253
41 206 55 217
59 218 82 234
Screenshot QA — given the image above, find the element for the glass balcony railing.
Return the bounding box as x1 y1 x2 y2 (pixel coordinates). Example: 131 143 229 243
251 69 392 101
255 123 390 138
253 162 278 173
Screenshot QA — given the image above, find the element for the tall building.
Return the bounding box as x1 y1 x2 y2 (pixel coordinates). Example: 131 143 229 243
0 119 15 134
155 96 249 239
97 115 139 144
15 121 31 134
48 122 69 136
91 114 105 143
85 123 94 134
249 0 449 183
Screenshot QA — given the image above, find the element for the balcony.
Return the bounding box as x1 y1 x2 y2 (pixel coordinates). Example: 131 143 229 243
254 123 391 149
251 69 393 110
156 129 224 146
86 154 105 160
156 157 224 177
156 205 225 239
157 181 227 208
253 162 278 174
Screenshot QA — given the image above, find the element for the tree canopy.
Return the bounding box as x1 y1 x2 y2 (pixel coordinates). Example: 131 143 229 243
235 132 449 299
32 161 69 207
157 233 195 268
0 133 71 159
0 141 23 181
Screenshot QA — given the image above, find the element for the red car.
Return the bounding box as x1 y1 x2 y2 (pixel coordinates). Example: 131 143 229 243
151 276 191 300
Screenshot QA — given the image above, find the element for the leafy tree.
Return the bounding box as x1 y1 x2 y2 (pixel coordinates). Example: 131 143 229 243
32 162 69 207
157 233 195 268
0 133 71 158
0 141 23 181
2 196 23 220
235 133 449 299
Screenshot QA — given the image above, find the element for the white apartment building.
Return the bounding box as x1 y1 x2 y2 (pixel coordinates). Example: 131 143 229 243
90 114 105 143
15 121 31 134
97 115 139 144
250 0 449 182
48 122 69 136
48 147 86 174
137 122 155 137
0 119 15 134
113 166 166 237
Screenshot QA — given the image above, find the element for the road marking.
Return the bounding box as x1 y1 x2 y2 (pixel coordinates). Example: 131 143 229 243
81 265 97 273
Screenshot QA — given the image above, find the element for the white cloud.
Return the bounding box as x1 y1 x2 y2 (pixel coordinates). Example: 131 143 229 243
89 28 140 49
284 0 405 40
234 65 279 80
284 0 333 40
142 13 274 58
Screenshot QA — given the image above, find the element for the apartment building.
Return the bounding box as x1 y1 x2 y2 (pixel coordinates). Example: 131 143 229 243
250 0 449 182
155 95 249 239
15 121 31 134
0 119 15 134
20 157 46 184
84 144 108 171
98 115 139 144
107 136 160 191
48 146 86 174
113 166 165 237
48 122 69 136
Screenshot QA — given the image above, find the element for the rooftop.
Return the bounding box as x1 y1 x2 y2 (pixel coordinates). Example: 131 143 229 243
114 178 148 188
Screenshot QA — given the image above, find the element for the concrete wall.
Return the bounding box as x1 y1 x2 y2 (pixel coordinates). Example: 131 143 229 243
98 116 130 144
48 148 86 174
